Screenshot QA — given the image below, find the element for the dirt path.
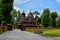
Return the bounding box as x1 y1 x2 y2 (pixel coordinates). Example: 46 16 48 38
0 29 60 40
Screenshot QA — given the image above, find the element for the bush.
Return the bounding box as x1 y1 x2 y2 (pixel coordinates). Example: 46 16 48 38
34 30 43 34
0 30 6 34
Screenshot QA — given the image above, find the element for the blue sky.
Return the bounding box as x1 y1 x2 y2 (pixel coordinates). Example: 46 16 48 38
14 0 60 15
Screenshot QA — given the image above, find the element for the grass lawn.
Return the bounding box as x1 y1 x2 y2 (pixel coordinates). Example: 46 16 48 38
42 30 60 37
0 30 6 34
26 29 60 37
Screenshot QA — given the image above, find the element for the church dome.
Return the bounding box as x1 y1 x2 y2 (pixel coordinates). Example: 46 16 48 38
28 10 34 19
22 11 25 16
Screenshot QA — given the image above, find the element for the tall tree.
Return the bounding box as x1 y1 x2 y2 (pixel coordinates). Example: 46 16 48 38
51 12 58 27
51 12 58 20
0 0 14 24
17 10 22 21
33 11 40 24
11 9 17 21
33 11 40 16
33 11 40 18
56 15 60 27
41 8 50 27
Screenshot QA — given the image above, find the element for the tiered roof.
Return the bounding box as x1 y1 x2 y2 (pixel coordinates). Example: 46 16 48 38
17 10 35 23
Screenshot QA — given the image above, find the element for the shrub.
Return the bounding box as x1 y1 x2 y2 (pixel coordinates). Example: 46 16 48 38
34 30 43 34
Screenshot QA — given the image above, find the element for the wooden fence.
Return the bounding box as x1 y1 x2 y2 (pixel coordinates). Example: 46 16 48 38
0 26 8 31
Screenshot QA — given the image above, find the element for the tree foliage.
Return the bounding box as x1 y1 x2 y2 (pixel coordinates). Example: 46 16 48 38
11 9 17 20
17 10 22 21
33 11 40 16
33 11 40 24
51 12 58 27
41 8 50 27
0 0 14 24
51 12 58 20
56 15 60 27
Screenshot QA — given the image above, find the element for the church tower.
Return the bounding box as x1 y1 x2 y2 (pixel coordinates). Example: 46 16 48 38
27 10 34 21
20 11 26 22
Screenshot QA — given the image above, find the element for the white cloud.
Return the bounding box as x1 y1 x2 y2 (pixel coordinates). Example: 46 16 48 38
40 10 43 15
14 6 20 11
14 6 26 13
14 0 30 4
40 10 43 13
56 0 60 4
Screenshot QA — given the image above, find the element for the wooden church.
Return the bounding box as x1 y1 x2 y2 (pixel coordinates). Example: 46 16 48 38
17 10 40 30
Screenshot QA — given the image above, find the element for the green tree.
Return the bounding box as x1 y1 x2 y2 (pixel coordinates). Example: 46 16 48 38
33 11 40 24
0 0 14 24
56 15 60 27
33 11 40 18
51 12 58 27
0 15 4 25
41 8 50 27
33 11 40 16
51 12 58 20
11 9 17 21
17 10 22 21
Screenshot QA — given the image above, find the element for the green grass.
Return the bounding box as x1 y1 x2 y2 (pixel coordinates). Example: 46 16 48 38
26 29 60 37
42 30 60 37
0 30 6 34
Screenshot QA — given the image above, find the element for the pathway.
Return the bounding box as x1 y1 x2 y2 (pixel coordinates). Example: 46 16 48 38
0 29 60 40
